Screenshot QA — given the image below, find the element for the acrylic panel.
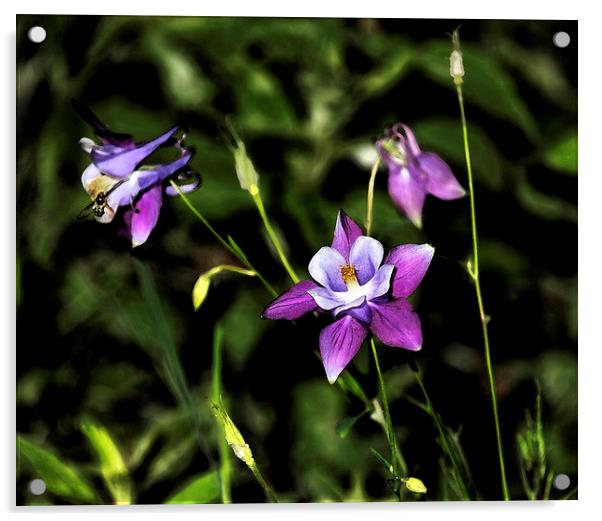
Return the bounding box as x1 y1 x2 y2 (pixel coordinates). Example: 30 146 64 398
16 16 577 505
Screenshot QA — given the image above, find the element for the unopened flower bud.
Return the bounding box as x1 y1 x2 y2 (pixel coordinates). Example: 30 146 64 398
404 477 427 494
450 49 464 84
231 135 259 192
79 137 96 153
212 402 255 467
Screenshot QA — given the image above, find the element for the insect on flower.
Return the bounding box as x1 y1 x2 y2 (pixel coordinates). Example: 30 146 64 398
73 100 201 247
262 210 434 383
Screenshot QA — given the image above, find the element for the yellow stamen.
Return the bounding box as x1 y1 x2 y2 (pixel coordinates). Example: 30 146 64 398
340 264 359 289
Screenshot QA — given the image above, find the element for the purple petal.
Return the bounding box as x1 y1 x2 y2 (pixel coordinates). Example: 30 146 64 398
262 280 319 320
368 298 422 350
123 184 163 248
362 264 394 300
308 286 348 311
331 210 363 261
343 301 372 324
108 152 194 210
388 166 426 229
308 247 347 292
384 244 434 298
334 296 366 317
106 178 135 211
319 316 368 384
417 152 466 200
349 236 384 285
131 152 193 194
91 126 180 177
165 171 201 197
396 124 421 158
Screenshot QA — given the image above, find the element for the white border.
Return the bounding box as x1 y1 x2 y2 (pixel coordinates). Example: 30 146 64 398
4 1 597 520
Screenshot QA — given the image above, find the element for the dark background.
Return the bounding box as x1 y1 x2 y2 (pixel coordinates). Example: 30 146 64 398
16 16 577 504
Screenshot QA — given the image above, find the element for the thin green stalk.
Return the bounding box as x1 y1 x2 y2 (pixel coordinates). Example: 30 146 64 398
365 170 410 482
409 359 471 499
211 324 232 504
170 180 277 297
250 186 300 284
371 339 407 478
249 463 279 503
455 83 509 501
365 156 381 236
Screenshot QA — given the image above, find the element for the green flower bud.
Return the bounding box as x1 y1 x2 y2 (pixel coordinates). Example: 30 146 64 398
404 477 427 494
231 135 259 192
211 402 255 467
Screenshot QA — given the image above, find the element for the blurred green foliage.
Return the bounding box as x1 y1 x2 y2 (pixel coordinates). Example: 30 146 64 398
17 16 576 503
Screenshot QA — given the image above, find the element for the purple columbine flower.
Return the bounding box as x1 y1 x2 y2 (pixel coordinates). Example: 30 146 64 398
376 123 465 229
262 210 434 383
74 100 200 247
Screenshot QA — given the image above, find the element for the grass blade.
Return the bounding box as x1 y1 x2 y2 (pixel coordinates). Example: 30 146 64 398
133 259 213 468
165 472 220 504
17 436 98 504
81 422 131 505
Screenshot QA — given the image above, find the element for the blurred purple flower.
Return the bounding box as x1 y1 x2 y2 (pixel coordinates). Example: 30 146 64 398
263 210 434 383
376 123 465 229
73 101 200 247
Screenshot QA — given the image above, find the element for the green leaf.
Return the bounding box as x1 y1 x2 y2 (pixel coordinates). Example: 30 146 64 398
515 169 577 223
17 436 97 504
145 31 215 108
81 422 131 505
222 290 269 370
146 431 197 486
134 259 210 466
336 370 372 410
165 472 220 504
359 43 414 97
543 133 577 174
370 447 394 475
234 63 298 134
192 265 256 311
335 410 369 439
227 235 250 263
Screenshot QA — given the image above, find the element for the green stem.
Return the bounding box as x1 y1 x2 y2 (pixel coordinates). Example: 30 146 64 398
249 463 279 503
170 181 277 297
371 339 407 478
365 156 381 236
211 324 232 504
455 83 509 501
250 187 300 284
409 359 471 499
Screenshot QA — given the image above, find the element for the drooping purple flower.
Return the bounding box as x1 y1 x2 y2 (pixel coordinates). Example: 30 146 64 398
376 123 465 229
74 101 200 247
263 210 434 383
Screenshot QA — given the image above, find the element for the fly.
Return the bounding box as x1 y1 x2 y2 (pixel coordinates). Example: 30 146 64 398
77 177 127 220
